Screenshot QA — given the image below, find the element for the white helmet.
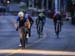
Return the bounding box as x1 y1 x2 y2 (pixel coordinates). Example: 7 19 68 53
56 11 60 14
18 11 24 17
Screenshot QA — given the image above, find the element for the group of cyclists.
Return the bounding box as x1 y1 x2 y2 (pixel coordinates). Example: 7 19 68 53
15 10 63 48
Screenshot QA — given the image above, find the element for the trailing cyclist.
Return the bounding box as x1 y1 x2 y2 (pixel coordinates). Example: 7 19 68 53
15 11 30 48
25 13 34 37
36 12 46 37
53 11 63 38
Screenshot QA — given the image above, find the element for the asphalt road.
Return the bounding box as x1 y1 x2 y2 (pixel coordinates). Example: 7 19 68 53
0 16 75 56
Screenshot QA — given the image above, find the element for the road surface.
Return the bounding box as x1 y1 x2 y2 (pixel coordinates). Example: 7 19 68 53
0 16 75 56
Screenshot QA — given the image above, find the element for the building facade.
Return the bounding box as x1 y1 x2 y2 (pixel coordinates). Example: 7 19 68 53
29 0 53 10
0 0 67 12
27 0 67 12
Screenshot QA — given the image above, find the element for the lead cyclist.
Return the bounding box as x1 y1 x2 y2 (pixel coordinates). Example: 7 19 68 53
15 11 30 48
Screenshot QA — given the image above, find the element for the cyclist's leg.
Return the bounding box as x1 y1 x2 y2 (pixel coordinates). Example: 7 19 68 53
56 23 60 38
26 23 31 37
36 23 39 34
59 23 62 32
54 22 57 33
24 27 28 44
29 27 31 37
38 24 40 34
55 22 59 38
26 28 30 42
36 19 39 34
25 33 28 44
38 23 41 38
42 20 45 32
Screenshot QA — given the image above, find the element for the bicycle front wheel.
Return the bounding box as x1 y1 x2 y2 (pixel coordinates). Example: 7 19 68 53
21 28 25 49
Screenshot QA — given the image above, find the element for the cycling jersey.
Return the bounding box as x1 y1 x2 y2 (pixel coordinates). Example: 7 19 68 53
17 17 27 28
55 14 61 20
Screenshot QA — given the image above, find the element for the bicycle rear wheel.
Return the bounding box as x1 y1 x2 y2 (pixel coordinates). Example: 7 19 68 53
56 23 60 39
38 21 42 38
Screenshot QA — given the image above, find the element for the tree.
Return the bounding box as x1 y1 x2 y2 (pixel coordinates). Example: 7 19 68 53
66 0 74 16
13 0 21 3
66 0 73 12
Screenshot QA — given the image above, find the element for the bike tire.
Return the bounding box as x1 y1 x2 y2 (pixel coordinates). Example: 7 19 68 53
38 21 42 38
56 23 60 39
21 28 25 49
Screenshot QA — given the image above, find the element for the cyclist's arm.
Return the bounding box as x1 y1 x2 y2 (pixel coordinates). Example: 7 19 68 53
15 22 18 28
15 17 19 30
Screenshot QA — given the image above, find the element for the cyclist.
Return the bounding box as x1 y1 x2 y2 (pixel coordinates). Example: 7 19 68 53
25 13 34 37
15 11 30 48
28 15 34 37
53 11 63 38
36 12 46 36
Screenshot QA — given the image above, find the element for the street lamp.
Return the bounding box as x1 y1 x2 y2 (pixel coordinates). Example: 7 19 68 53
6 0 10 12
72 0 75 5
7 0 10 4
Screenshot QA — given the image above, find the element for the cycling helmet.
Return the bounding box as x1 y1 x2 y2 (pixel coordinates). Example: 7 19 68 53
18 11 24 17
56 11 60 14
39 12 44 17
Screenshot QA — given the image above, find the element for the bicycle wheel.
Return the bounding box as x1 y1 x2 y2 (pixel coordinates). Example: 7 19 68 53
56 22 60 39
20 28 26 49
24 28 29 44
38 21 43 38
37 23 41 38
21 30 25 48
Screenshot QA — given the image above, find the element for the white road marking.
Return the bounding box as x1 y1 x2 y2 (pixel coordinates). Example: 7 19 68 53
6 34 47 56
0 49 75 56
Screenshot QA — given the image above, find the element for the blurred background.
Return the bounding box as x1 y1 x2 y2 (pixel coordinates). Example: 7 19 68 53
0 0 75 56
0 0 74 15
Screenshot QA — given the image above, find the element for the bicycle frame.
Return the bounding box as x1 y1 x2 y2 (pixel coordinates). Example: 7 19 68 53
21 27 28 48
37 20 43 38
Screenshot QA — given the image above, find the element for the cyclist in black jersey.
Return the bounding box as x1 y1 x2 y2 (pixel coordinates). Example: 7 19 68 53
36 12 46 37
53 11 63 38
